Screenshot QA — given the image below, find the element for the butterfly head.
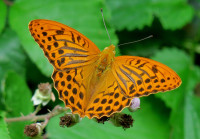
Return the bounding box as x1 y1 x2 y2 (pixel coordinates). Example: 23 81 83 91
100 44 116 63
103 44 116 56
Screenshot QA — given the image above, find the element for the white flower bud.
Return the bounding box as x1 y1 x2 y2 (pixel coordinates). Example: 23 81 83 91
31 83 54 106
128 98 140 112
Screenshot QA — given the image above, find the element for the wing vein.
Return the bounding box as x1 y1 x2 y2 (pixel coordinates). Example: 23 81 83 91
122 65 142 80
61 53 89 57
119 67 136 86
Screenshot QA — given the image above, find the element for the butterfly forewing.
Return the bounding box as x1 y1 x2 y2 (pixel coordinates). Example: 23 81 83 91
112 56 182 98
29 19 100 70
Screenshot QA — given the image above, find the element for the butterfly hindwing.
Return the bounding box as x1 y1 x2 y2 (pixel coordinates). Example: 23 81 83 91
52 68 86 115
52 62 97 117
85 69 132 119
29 19 100 70
112 56 181 98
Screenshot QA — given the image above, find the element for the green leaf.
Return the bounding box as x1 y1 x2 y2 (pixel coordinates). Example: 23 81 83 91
0 111 10 139
152 48 200 139
0 28 26 108
0 0 7 34
106 0 194 30
4 71 34 139
184 92 200 139
47 97 170 139
9 0 118 77
154 3 194 30
0 28 26 81
183 66 200 139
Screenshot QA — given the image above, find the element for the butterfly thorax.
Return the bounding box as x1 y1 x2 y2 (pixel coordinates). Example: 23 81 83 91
96 45 115 77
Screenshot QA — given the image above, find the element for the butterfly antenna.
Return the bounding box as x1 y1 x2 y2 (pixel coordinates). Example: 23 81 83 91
117 35 153 47
101 8 112 45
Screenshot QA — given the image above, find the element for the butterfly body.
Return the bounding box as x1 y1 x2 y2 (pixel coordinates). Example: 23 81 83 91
29 19 181 119
96 44 115 77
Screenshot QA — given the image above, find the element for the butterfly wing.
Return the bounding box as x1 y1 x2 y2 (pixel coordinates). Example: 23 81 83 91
29 19 101 117
84 69 132 119
52 63 97 117
112 56 182 98
83 55 181 119
29 19 100 70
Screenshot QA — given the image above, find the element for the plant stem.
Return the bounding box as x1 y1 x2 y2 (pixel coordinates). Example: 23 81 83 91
5 105 68 123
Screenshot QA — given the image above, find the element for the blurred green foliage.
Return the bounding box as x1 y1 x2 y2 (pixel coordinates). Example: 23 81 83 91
4 71 33 139
0 112 10 139
0 0 6 34
0 0 200 139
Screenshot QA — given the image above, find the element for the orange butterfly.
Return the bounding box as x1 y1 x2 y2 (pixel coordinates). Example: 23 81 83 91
29 19 181 119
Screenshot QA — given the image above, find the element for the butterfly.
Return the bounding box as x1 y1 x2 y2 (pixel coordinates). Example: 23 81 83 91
29 19 182 119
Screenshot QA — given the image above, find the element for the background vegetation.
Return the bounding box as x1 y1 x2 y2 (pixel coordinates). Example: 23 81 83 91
0 0 200 138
